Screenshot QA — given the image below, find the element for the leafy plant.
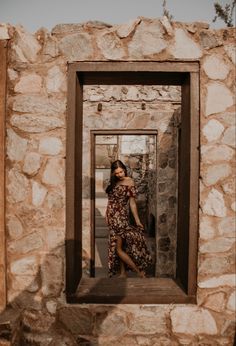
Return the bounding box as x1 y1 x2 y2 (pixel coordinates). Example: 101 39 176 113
162 0 174 21
213 0 236 27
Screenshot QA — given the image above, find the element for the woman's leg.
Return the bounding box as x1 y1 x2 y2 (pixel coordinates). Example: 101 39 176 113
116 236 145 278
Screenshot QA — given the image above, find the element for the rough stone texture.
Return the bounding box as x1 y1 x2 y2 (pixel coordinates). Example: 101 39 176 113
201 188 226 217
170 307 217 335
0 19 235 345
205 82 234 116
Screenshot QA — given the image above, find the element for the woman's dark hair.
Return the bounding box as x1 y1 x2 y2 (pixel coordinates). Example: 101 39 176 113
105 160 127 194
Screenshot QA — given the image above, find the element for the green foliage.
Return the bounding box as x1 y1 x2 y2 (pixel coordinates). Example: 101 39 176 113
162 0 174 21
213 0 236 27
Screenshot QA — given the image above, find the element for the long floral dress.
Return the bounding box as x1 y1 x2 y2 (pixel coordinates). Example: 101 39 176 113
106 184 152 277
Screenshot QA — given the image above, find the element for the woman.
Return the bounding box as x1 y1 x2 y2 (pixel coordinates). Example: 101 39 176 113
105 160 152 278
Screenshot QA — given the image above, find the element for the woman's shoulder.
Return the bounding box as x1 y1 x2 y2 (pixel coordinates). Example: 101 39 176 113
123 177 135 186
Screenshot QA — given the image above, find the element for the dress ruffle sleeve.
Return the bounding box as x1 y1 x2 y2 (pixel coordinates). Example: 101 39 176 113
127 185 138 197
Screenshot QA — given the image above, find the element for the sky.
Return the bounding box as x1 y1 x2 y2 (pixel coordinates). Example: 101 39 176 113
0 0 235 33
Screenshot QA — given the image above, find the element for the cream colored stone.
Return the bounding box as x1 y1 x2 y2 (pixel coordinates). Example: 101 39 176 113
7 216 23 239
202 119 224 142
203 55 230 80
202 163 231 186
39 137 63 155
12 275 39 293
42 158 64 185
160 16 173 35
8 232 43 255
0 23 10 39
45 228 64 250
128 21 167 58
10 114 64 133
46 191 64 209
222 126 236 148
46 301 57 315
8 68 18 81
14 73 42 93
218 217 235 237
32 181 47 207
200 237 235 253
224 44 236 64
169 28 202 58
46 66 66 93
231 201 236 211
205 82 234 117
129 309 168 334
23 152 41 175
227 291 236 311
59 32 93 61
7 168 29 203
97 31 125 60
201 144 234 163
199 216 216 240
12 95 66 116
198 274 236 288
95 311 128 337
41 254 63 297
13 25 41 63
199 255 233 275
43 35 59 58
170 307 217 335
221 178 236 195
116 18 141 38
204 291 226 312
202 188 226 217
10 256 38 275
7 128 28 161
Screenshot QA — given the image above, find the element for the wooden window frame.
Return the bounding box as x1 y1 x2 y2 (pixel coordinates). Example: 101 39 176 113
66 61 199 304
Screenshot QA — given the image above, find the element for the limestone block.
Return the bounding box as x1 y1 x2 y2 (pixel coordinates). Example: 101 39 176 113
12 25 41 63
202 188 226 217
201 144 234 163
42 158 65 185
0 23 10 39
203 55 230 80
198 274 236 288
160 16 173 36
39 137 63 155
170 306 217 335
94 310 128 337
8 232 43 255
202 119 224 142
7 216 23 239
44 228 65 250
200 31 220 49
8 68 18 81
7 128 28 161
222 178 236 195
199 216 216 240
42 35 59 58
218 217 235 237
116 18 141 38
128 309 168 334
224 44 236 64
200 237 235 253
12 95 66 116
46 191 64 209
41 254 63 296
10 114 64 133
52 23 84 34
46 300 57 315
128 21 167 58
14 73 42 94
204 291 226 312
231 201 236 212
23 152 41 175
10 255 38 275
32 181 47 206
227 291 236 311
205 82 234 116
169 28 202 59
222 126 236 148
7 168 29 203
46 66 66 93
59 32 93 61
58 306 93 335
199 255 234 275
97 31 125 60
202 163 231 186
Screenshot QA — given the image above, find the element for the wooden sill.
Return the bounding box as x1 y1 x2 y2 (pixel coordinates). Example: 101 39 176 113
67 277 196 304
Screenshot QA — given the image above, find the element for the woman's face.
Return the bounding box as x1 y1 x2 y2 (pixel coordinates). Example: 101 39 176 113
114 167 125 180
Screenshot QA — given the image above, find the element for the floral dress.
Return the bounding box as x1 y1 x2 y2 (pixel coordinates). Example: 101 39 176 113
106 184 152 277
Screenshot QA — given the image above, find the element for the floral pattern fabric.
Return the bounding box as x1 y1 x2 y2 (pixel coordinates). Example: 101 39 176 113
106 184 152 277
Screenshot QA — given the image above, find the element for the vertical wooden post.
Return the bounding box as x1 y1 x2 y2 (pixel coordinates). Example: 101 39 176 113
0 40 7 311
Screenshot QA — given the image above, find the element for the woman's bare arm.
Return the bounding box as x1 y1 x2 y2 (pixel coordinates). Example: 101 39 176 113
129 197 143 228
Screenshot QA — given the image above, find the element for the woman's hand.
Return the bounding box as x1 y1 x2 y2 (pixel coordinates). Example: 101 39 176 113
136 220 144 229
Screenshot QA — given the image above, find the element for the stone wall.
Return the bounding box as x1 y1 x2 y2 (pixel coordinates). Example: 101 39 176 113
0 18 235 345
